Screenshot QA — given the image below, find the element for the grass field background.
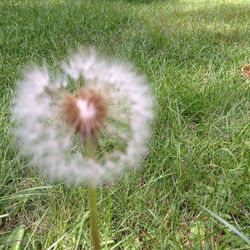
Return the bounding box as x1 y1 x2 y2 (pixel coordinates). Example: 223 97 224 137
0 0 249 248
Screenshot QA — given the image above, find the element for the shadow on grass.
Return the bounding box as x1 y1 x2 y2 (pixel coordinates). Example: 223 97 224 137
182 3 249 24
128 2 249 67
1 1 248 62
123 0 179 3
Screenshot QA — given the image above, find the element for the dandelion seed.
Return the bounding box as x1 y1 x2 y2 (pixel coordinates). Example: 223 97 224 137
13 48 154 187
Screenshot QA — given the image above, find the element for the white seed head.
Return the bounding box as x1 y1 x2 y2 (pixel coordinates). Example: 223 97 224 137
13 48 154 186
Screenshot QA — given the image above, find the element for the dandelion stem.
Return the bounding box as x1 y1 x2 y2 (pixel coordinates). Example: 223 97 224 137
88 185 100 250
86 138 100 250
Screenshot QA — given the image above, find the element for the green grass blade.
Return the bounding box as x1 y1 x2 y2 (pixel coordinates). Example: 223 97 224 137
201 206 250 245
0 213 9 219
3 225 25 250
23 208 49 250
46 233 68 250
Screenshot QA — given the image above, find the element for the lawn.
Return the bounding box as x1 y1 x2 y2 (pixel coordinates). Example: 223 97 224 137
0 0 249 248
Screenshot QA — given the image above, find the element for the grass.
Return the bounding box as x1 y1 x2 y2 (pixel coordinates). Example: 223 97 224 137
0 0 249 248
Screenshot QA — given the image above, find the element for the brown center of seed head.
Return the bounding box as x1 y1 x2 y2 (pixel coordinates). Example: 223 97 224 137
62 89 107 138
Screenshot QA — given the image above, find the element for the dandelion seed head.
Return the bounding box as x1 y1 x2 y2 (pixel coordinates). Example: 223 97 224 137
13 48 154 186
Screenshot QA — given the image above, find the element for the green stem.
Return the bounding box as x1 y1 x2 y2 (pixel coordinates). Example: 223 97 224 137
86 137 100 250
